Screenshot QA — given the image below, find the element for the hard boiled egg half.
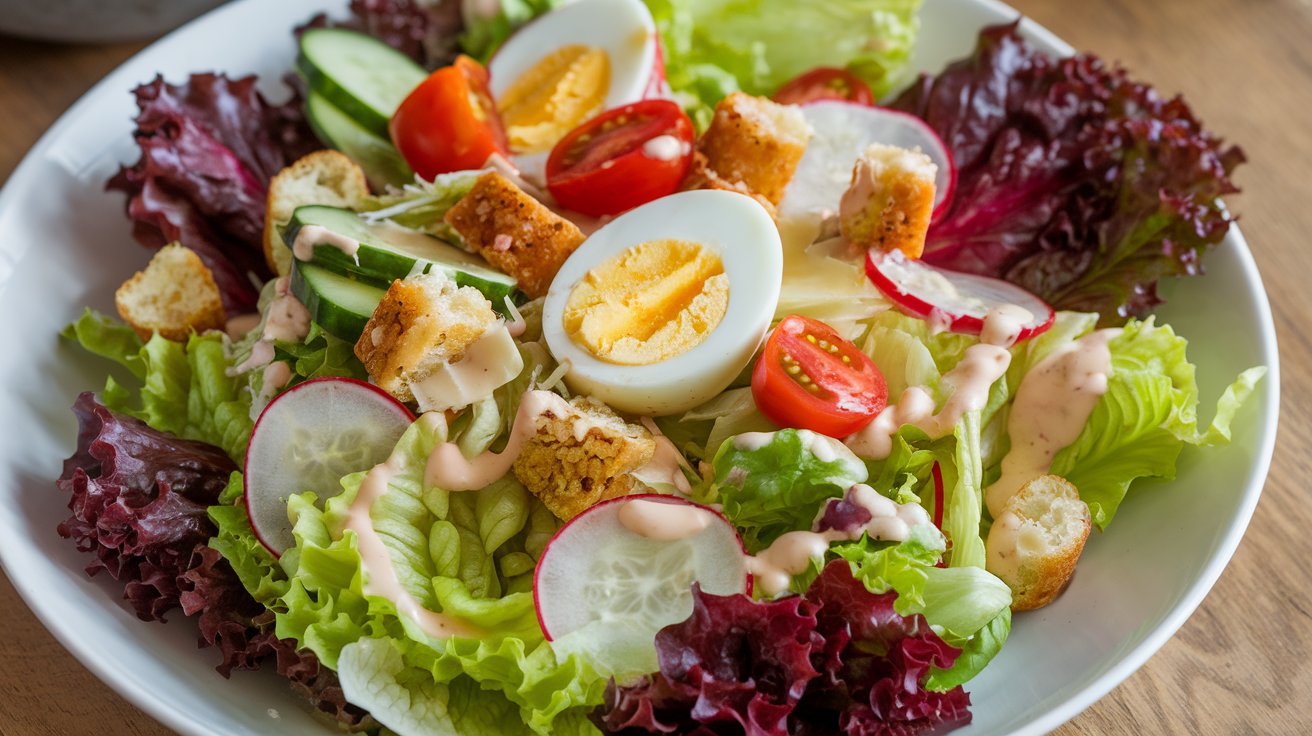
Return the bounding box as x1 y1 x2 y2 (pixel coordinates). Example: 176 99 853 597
488 0 663 182
542 190 782 415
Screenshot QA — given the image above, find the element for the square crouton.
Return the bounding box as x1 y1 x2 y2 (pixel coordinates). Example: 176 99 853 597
263 150 369 276
443 171 585 298
512 396 656 521
839 143 937 259
686 92 812 208
354 272 499 403
115 243 226 341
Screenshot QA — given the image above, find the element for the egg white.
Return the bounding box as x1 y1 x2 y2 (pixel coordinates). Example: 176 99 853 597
542 190 783 416
487 0 660 183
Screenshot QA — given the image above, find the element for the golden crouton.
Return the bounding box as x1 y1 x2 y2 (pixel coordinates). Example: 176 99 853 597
263 150 370 276
442 171 585 298
681 151 778 219
985 475 1092 611
354 272 499 403
687 92 812 208
839 143 937 259
115 243 226 341
512 396 656 521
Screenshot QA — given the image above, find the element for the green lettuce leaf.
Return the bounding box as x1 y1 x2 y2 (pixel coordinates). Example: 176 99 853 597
208 473 289 605
273 321 368 383
644 0 922 127
830 524 1011 687
705 428 868 552
62 309 252 461
925 607 1011 692
1050 318 1266 528
362 169 484 242
273 416 612 735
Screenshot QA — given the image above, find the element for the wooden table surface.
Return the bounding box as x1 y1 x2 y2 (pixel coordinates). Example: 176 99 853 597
1 0 1308 733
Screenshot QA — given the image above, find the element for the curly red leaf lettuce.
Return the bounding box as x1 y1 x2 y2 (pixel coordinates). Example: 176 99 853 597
795 563 972 736
592 562 970 735
299 0 465 69
107 73 320 314
890 23 1244 324
56 394 374 729
57 391 235 619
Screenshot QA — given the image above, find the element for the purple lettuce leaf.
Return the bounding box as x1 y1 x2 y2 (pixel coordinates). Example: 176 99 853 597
593 563 974 736
795 562 971 736
107 73 320 314
57 391 236 620
56 394 374 729
594 585 822 736
890 22 1244 324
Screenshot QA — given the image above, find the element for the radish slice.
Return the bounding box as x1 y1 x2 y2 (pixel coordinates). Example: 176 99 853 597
866 249 1055 341
781 100 956 222
534 494 749 642
244 376 414 556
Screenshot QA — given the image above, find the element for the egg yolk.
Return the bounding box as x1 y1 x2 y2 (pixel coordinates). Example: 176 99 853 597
498 45 610 153
563 239 729 366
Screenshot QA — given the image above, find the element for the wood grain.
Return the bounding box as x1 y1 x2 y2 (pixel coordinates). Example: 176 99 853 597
0 0 1308 733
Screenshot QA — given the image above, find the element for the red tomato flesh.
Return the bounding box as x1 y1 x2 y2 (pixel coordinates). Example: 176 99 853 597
751 315 888 438
773 67 875 106
546 99 694 217
389 56 507 180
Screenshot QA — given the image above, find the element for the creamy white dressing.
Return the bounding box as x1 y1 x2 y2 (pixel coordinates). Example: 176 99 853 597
617 498 711 541
641 134 690 162
225 313 261 340
926 307 952 336
226 277 311 378
844 307 1030 460
984 510 1040 583
424 390 596 490
230 339 276 375
732 431 775 452
256 361 293 407
346 415 482 639
291 224 361 264
984 329 1119 517
846 343 1010 459
632 417 693 494
747 483 930 597
979 304 1033 349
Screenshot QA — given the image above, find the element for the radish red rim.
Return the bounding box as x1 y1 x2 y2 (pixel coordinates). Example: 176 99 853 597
865 248 1056 341
791 100 958 224
243 376 415 557
532 493 751 642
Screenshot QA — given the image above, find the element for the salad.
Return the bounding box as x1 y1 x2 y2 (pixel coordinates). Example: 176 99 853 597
54 0 1266 734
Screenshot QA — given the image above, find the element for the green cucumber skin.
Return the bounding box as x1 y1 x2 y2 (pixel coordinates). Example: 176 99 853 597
296 29 427 140
304 91 414 190
297 54 392 140
284 208 522 311
289 264 383 342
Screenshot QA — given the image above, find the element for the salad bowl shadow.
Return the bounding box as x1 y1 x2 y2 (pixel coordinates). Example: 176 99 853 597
0 0 1279 734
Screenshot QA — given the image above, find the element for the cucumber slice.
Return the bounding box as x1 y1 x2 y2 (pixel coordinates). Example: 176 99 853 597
305 90 414 191
289 261 386 341
298 28 427 139
284 205 520 307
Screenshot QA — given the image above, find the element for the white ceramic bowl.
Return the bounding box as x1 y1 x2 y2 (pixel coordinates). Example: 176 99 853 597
0 0 228 42
0 0 1279 734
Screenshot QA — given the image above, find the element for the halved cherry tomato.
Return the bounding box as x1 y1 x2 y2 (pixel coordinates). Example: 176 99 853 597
545 99 694 217
751 315 888 438
772 67 875 106
389 56 507 180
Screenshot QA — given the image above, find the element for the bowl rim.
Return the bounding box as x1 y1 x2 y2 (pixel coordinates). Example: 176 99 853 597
0 0 1281 734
